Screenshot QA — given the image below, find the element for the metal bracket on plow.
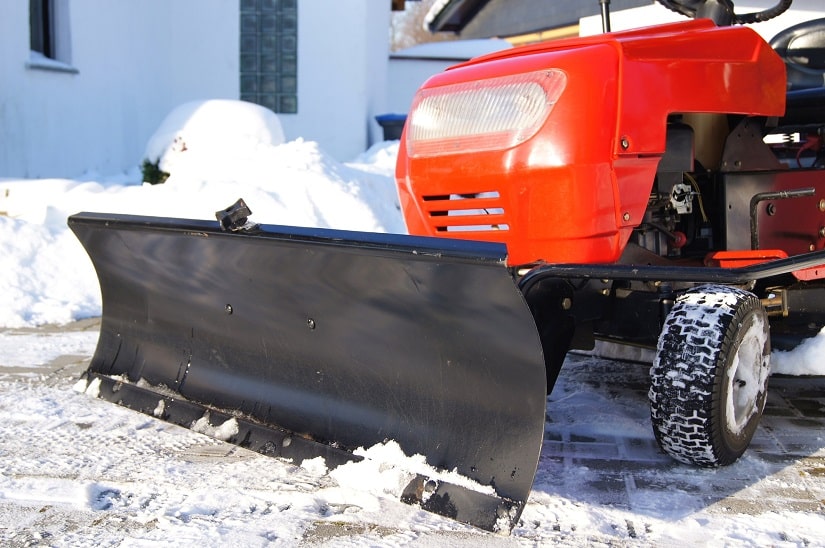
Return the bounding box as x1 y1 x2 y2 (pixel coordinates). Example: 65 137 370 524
88 372 526 533
216 198 259 233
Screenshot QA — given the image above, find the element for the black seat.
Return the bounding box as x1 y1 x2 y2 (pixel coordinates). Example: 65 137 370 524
771 18 825 126
770 17 825 91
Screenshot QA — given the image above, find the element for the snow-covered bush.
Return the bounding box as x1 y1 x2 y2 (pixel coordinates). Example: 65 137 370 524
142 99 286 183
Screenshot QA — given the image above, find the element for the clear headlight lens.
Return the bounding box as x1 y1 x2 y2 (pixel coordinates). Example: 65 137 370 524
406 69 567 158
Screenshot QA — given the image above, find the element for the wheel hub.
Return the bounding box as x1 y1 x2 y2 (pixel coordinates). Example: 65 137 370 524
727 316 769 435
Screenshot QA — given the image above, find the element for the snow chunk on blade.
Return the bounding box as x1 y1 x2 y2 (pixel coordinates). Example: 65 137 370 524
191 413 240 442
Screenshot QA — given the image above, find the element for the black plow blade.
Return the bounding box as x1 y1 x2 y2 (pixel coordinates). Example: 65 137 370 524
68 212 547 533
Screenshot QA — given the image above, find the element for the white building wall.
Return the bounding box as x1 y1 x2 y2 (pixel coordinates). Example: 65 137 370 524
277 0 391 160
0 1 239 178
387 40 513 116
387 58 454 115
1 0 393 177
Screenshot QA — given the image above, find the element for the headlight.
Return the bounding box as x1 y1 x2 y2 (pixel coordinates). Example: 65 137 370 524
406 69 567 158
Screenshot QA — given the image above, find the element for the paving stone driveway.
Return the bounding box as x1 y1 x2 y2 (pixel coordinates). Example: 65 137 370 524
540 352 825 523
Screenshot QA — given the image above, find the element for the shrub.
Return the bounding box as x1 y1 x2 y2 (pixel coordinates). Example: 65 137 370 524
141 158 170 185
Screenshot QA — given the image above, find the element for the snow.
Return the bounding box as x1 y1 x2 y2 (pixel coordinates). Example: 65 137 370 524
191 414 240 442
2 331 824 546
772 326 825 375
143 100 286 174
0 104 404 328
327 441 497 501
1 99 824 545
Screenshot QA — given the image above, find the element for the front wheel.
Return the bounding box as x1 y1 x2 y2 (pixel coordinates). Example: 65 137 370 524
650 285 771 466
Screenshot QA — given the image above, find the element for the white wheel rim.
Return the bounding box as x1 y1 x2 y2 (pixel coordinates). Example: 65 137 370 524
726 316 768 435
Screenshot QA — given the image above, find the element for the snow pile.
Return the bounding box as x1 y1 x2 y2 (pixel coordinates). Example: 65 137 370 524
327 440 496 500
771 326 825 375
328 442 420 500
0 100 404 328
143 100 286 176
0 209 101 326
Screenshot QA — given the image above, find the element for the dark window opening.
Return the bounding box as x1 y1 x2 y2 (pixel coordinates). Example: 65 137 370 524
240 0 298 114
30 0 53 58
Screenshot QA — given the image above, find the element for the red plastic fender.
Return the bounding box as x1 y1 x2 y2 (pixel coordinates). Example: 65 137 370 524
397 20 787 266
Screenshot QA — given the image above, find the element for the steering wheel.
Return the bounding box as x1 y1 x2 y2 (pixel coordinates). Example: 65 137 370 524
657 0 792 25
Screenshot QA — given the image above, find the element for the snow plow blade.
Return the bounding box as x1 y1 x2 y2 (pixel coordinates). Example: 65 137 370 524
68 211 548 533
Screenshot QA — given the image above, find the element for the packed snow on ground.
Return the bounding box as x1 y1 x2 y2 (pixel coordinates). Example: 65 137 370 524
2 329 824 547
1 100 824 546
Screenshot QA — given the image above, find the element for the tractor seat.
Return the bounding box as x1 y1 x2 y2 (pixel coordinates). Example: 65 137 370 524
771 18 825 126
770 17 825 91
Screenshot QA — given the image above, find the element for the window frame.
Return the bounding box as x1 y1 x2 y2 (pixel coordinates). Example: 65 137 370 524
27 0 78 74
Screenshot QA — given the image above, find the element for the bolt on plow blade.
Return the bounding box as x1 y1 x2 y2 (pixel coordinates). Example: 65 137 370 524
68 212 547 533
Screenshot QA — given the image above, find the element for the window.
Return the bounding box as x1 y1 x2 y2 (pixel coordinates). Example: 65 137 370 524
29 0 53 57
240 0 298 114
28 0 75 72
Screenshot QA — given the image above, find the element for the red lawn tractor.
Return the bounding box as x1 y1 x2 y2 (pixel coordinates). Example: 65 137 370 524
70 0 825 533
397 0 825 469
